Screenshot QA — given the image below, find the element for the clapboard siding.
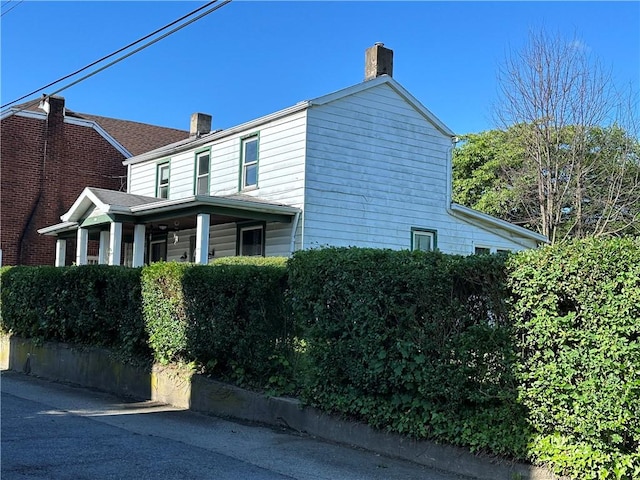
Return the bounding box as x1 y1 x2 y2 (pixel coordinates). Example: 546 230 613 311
303 82 532 254
128 161 158 197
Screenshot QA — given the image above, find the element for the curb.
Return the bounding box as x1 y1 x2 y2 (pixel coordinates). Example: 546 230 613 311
0 335 562 480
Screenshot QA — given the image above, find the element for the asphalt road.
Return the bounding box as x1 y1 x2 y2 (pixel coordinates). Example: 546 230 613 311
1 371 472 480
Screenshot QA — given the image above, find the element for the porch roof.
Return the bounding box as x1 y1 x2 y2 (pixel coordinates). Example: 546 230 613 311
38 187 300 236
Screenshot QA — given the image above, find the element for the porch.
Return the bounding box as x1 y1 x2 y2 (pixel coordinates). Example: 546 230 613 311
38 187 301 267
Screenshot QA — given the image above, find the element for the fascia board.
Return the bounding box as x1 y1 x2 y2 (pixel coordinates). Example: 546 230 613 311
0 109 46 121
38 221 78 236
129 196 300 216
61 187 110 222
449 203 549 244
64 116 132 157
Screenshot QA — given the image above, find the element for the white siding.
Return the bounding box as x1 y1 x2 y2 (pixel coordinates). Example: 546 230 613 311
303 83 532 254
128 161 157 196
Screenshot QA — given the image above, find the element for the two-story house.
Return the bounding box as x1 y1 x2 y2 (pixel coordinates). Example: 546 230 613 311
38 44 547 266
1 96 189 266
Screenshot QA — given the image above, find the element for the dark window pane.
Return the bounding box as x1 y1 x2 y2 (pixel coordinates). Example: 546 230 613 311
244 164 257 187
244 139 258 162
198 154 209 175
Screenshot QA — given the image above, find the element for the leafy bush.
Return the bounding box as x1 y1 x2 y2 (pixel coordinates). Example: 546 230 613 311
142 259 297 390
1 265 147 362
509 237 640 479
288 247 529 457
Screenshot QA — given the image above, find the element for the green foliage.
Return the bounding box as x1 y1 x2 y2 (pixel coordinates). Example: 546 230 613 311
509 237 640 479
141 259 297 390
0 265 147 362
288 247 530 457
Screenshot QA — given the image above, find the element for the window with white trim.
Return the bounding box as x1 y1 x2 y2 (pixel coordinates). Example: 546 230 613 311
411 228 437 252
195 151 210 195
237 224 264 256
241 136 258 189
157 163 170 199
474 246 491 255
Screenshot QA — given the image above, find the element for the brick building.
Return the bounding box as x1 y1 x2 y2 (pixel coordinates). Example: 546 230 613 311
0 96 189 266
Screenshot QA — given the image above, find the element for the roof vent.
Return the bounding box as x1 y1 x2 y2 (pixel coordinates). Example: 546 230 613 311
365 43 393 81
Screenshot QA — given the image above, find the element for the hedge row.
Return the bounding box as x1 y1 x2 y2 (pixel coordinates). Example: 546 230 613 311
287 248 529 457
0 265 147 363
1 238 639 479
142 257 295 389
509 237 640 479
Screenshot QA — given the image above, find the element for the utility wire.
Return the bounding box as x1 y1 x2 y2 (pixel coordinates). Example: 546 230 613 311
2 0 231 109
1 0 24 18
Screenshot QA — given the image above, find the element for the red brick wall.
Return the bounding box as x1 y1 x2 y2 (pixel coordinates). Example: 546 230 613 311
1 107 127 266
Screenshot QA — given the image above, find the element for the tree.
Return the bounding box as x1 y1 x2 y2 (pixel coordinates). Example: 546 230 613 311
490 30 640 242
453 124 640 240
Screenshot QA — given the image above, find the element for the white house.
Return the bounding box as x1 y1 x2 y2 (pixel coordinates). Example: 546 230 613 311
39 44 547 267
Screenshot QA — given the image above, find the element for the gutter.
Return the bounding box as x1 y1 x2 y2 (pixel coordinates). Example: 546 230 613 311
444 137 548 248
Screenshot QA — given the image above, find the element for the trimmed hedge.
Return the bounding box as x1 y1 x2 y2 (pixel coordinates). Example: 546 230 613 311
509 237 640 479
287 247 529 457
142 259 295 389
0 265 147 363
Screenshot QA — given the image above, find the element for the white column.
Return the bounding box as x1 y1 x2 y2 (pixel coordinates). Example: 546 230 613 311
132 224 146 267
76 228 88 265
195 213 210 265
108 222 123 266
98 230 110 264
55 239 67 267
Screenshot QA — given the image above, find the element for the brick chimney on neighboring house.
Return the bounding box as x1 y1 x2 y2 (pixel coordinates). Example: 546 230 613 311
365 42 394 81
190 113 212 137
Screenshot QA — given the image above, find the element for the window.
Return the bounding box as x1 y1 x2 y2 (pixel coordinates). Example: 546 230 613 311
157 162 170 199
411 228 437 252
195 150 210 195
474 246 491 255
237 223 264 256
149 238 167 263
241 136 259 189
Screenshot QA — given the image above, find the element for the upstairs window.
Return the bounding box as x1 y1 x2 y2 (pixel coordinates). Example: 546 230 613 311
411 228 437 252
241 135 259 189
195 150 210 195
157 162 170 199
237 223 265 256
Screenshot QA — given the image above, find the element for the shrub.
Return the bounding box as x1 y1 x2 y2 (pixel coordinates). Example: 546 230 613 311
0 265 147 362
142 259 296 390
288 247 529 457
509 237 640 479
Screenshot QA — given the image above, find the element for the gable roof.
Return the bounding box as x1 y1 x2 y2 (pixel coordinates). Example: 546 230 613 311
1 101 189 156
124 75 456 166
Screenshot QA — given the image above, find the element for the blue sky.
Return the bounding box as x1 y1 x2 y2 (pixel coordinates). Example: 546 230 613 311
1 1 639 135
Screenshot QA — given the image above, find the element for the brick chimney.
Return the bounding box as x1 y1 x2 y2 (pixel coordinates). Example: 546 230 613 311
190 113 212 137
365 43 393 81
38 95 65 119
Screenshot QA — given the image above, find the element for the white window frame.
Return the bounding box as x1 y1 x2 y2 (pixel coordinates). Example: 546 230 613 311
157 162 170 199
241 136 259 190
195 150 210 195
237 223 265 256
411 228 437 252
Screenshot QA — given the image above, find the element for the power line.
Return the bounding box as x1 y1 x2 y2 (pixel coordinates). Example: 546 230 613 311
1 0 24 18
2 0 232 109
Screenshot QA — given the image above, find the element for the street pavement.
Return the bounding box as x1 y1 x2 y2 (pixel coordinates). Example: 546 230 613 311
1 371 473 480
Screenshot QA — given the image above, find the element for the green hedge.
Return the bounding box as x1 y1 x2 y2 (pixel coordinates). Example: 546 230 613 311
288 247 529 457
142 259 295 389
509 237 640 479
0 265 147 363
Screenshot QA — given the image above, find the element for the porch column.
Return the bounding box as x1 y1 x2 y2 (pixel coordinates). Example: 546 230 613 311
108 222 123 266
195 213 210 265
98 230 110 264
55 239 67 267
76 228 88 265
132 224 146 267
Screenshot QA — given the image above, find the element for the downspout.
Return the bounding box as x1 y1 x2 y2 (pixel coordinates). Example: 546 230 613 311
289 211 301 256
445 135 458 213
